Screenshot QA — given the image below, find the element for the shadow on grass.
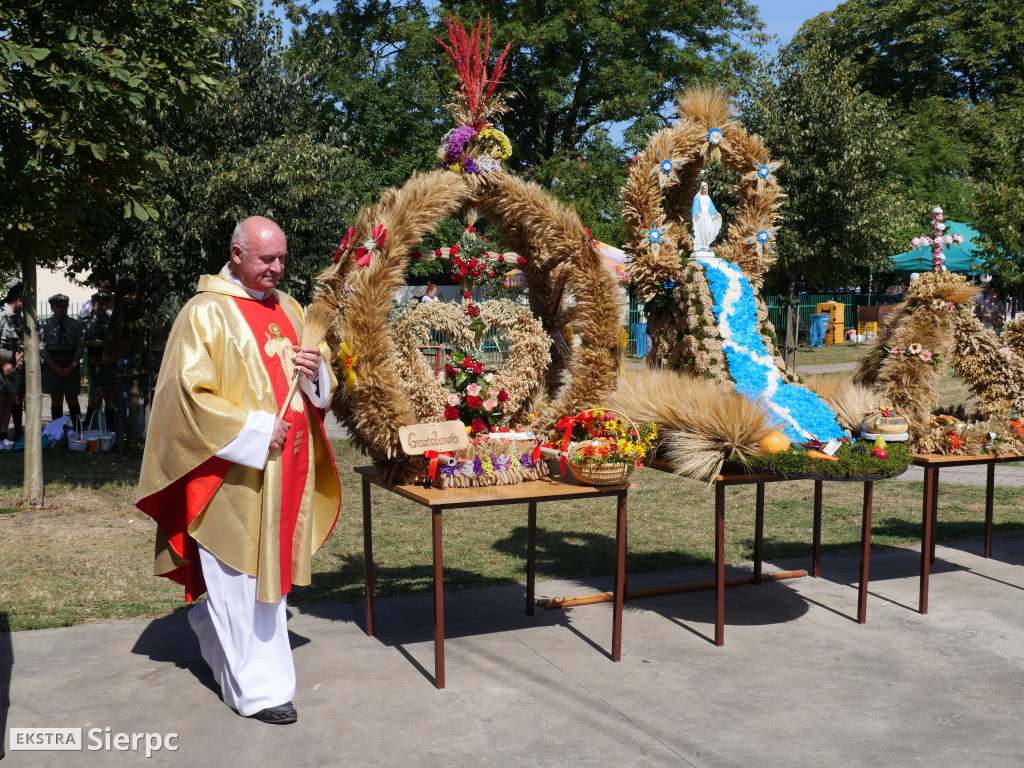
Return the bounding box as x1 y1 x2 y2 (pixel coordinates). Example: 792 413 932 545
0 449 143 492
1 613 9 760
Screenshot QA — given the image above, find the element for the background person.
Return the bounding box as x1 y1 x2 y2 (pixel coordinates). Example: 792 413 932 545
40 293 83 427
0 280 24 447
421 282 439 303
83 291 115 431
136 216 341 725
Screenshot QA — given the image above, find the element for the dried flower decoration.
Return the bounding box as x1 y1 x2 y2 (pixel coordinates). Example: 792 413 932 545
435 15 512 130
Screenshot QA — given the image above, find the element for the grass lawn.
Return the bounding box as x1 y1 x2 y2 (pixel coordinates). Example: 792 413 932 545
2 439 1023 632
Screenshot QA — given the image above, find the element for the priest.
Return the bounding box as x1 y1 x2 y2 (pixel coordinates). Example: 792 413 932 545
137 216 341 725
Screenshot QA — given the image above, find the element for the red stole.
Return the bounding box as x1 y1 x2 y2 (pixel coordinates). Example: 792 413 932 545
233 294 310 596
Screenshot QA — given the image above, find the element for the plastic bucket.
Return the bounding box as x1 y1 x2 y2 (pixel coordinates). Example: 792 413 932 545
99 432 115 451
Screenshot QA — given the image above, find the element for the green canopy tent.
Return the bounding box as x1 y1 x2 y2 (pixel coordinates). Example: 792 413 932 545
887 221 986 274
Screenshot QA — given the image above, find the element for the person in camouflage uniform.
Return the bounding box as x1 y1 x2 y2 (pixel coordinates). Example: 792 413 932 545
40 293 84 426
0 280 24 446
83 291 115 430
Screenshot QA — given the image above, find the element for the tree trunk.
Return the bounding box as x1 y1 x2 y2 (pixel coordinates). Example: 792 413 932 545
112 300 125 454
21 253 43 506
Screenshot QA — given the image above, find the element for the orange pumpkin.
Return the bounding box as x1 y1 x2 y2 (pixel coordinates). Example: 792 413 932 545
759 430 790 454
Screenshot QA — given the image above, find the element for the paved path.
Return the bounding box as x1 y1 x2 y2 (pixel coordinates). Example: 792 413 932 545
4 537 1024 766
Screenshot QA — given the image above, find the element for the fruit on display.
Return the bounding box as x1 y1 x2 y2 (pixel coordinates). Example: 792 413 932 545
872 447 889 460
759 430 790 454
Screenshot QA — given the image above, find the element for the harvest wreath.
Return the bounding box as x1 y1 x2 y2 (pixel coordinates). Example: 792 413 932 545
311 16 623 486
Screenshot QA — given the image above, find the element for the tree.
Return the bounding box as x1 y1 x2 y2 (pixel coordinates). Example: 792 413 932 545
73 10 358 449
454 0 765 170
0 0 245 504
284 1 452 200
971 97 1024 286
791 0 1024 109
739 45 909 337
790 0 1024 282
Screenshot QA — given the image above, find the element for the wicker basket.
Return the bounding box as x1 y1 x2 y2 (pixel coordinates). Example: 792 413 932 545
566 408 639 486
568 460 635 486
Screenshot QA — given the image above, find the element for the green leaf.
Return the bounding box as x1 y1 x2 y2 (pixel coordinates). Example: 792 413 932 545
132 202 150 221
89 143 107 161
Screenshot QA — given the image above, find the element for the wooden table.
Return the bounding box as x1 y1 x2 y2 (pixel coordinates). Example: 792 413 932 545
649 459 877 646
356 465 631 688
913 452 1024 614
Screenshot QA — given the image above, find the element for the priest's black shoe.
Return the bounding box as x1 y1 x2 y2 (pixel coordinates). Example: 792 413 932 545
249 702 297 725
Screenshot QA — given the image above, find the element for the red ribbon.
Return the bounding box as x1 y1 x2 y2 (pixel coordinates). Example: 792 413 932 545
354 224 387 267
423 450 453 483
332 226 356 263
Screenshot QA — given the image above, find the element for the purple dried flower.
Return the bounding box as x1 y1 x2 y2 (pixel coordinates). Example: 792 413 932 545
440 464 456 476
463 156 480 174
447 126 478 162
473 455 484 476
520 453 534 468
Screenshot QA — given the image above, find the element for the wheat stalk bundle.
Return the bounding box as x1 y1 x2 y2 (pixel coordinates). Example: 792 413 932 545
277 300 338 420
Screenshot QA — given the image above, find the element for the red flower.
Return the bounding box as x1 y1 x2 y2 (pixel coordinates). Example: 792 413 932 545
435 248 442 256
483 251 490 258
411 252 421 260
450 244 460 255
453 256 462 266
469 258 478 267
488 270 495 277
467 225 475 233
497 390 509 402
471 418 487 433
471 269 480 277
443 407 460 420
497 253 505 261
517 255 527 265
466 395 483 408
462 357 474 369
473 363 483 374
460 265 469 276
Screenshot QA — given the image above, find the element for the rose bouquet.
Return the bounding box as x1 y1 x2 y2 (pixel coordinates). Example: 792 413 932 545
441 351 510 437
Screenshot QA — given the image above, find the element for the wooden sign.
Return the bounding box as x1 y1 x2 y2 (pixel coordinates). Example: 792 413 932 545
398 421 469 456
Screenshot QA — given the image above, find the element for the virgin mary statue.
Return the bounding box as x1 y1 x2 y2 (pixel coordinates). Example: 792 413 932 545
691 181 722 251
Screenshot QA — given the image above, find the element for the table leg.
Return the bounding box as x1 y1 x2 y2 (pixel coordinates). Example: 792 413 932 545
812 479 823 578
753 481 765 585
362 478 375 637
920 466 935 614
715 480 725 647
432 505 445 689
857 481 873 624
985 462 995 559
612 491 627 661
930 468 939 565
526 501 537 615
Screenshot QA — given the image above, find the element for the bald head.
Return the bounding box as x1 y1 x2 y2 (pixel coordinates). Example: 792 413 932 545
231 216 285 258
229 216 287 293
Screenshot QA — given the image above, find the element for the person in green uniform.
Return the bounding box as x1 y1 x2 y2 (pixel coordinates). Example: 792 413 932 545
0 280 24 447
40 293 84 427
83 291 115 430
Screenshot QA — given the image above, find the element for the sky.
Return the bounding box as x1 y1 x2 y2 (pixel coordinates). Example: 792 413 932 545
753 1 840 53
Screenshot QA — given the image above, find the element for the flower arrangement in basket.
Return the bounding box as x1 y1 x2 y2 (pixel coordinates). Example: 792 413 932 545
546 409 658 486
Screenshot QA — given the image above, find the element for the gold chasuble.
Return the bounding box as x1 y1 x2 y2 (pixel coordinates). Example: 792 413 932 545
137 273 341 603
